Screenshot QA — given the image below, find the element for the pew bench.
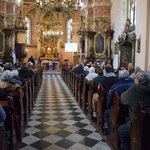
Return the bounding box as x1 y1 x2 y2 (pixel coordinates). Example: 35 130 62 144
97 85 109 132
130 101 150 150
110 91 128 149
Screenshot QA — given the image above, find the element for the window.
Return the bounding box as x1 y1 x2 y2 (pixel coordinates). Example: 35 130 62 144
129 0 136 25
127 0 136 25
66 18 72 43
121 0 136 30
25 17 31 44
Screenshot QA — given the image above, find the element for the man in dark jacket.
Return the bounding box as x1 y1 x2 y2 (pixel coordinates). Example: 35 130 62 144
100 64 119 89
72 63 84 74
92 64 119 117
19 63 34 79
118 71 150 150
28 56 35 65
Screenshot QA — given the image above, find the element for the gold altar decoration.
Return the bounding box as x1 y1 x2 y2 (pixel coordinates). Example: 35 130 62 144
39 15 63 47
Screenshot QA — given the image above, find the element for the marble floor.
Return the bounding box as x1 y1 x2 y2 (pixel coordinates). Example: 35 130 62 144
19 72 112 150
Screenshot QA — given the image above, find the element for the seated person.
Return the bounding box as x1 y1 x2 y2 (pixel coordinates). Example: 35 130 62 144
92 68 104 86
85 67 98 81
3 62 12 71
72 62 84 74
12 62 21 70
1 70 22 85
92 68 104 117
118 71 150 150
81 66 89 78
100 64 119 89
104 69 134 136
130 66 141 83
128 63 134 76
19 63 34 79
92 64 119 117
12 70 25 85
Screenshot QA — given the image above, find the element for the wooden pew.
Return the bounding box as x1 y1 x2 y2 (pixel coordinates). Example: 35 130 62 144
81 78 89 113
75 74 80 102
33 71 38 99
130 101 150 150
97 85 109 131
0 95 14 150
110 91 128 149
87 81 94 119
77 75 82 107
24 78 32 114
3 89 25 136
22 81 29 122
72 73 76 97
87 81 98 120
31 76 35 104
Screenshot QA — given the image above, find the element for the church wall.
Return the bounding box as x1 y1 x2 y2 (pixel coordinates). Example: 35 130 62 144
111 0 149 70
135 0 149 70
25 46 37 63
148 0 150 69
110 0 122 69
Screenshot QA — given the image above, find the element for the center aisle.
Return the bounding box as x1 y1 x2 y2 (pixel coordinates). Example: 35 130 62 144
19 72 111 150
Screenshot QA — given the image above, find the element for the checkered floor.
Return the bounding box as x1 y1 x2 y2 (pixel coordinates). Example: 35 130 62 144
19 72 111 150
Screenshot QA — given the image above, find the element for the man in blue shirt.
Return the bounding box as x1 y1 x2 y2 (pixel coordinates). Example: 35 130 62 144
104 69 134 136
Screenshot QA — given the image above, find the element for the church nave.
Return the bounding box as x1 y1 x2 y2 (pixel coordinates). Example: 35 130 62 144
19 72 111 150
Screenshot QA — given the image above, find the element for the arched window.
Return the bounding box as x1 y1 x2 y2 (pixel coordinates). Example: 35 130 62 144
25 17 31 44
121 0 136 30
126 0 136 25
66 18 72 43
129 0 136 25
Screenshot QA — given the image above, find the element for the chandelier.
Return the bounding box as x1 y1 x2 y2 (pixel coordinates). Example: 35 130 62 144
36 0 81 16
43 26 63 42
39 15 63 46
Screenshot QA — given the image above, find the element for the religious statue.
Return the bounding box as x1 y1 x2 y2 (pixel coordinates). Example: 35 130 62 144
80 35 85 53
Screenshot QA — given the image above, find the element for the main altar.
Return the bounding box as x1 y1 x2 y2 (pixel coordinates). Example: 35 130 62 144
40 57 60 70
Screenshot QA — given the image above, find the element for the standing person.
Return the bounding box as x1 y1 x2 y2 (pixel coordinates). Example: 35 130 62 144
127 63 134 76
118 71 150 150
28 56 35 65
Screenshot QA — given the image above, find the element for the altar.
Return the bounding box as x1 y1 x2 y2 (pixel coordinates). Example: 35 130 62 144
40 57 59 70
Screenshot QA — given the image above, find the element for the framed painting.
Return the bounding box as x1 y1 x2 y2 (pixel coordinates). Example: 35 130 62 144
94 32 105 56
0 31 5 54
119 41 135 69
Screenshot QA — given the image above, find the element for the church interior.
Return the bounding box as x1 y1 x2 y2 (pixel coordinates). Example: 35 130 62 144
0 0 150 150
0 0 149 70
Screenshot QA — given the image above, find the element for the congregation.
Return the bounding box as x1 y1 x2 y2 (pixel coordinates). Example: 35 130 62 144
67 61 150 150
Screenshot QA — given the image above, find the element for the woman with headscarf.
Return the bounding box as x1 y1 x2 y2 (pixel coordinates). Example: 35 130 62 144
85 67 98 81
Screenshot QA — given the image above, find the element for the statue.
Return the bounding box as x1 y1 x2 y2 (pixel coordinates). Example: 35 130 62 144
6 45 12 57
80 35 85 53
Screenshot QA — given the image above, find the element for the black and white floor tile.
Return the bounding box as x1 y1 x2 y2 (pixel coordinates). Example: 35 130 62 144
19 72 111 150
